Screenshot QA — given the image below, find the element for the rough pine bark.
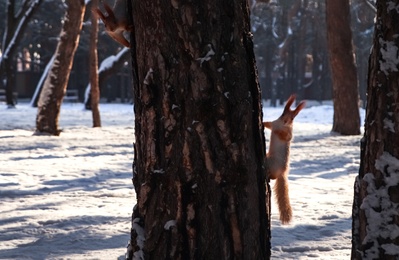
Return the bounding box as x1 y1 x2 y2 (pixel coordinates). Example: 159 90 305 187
127 0 271 259
89 0 101 127
35 0 85 135
326 0 361 135
351 0 399 259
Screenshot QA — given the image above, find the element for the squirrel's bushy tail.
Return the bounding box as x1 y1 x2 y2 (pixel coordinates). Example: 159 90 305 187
274 174 292 224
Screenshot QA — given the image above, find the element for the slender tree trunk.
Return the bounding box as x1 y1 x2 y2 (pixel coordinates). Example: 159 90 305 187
90 0 101 127
326 0 360 135
351 0 399 259
127 0 271 259
3 0 16 108
84 47 129 109
311 15 322 102
251 1 279 104
277 0 301 102
0 0 43 108
35 0 85 135
3 58 16 108
296 2 308 100
317 1 333 102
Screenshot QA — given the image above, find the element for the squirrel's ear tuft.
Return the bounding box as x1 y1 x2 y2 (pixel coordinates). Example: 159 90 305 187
284 95 296 112
293 101 306 117
103 3 113 15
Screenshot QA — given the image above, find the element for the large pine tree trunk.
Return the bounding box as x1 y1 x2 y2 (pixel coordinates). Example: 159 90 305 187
35 0 85 135
89 0 101 127
127 0 271 259
326 0 361 135
351 0 399 259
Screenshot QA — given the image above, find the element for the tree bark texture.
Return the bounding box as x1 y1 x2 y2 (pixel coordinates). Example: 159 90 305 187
351 0 399 259
127 0 271 259
35 0 85 135
326 0 361 135
90 0 101 127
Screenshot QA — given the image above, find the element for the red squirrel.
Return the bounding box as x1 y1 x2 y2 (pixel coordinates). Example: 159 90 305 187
94 0 132 47
263 95 306 224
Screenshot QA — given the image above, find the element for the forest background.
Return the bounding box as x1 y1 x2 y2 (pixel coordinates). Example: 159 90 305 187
0 0 375 107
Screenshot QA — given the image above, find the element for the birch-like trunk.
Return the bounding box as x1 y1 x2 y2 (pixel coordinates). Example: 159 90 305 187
35 0 85 135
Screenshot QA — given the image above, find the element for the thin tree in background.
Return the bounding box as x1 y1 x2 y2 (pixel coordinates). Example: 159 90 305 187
84 47 130 109
89 0 101 127
351 0 399 258
325 0 360 135
251 0 285 105
35 0 86 135
126 0 271 258
351 0 376 107
0 0 43 108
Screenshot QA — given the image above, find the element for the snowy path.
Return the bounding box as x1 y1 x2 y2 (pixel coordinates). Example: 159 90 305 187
0 102 363 259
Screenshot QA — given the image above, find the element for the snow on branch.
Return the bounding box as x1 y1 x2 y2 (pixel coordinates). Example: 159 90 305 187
30 52 56 107
363 0 377 13
16 0 40 20
99 47 129 73
84 47 129 104
0 0 42 67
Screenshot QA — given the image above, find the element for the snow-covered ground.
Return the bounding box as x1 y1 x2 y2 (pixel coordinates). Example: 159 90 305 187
0 101 364 259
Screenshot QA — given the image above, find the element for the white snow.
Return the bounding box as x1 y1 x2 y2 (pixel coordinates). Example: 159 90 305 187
383 117 396 133
30 53 56 107
164 220 177 230
378 38 399 75
0 103 134 260
0 100 365 259
197 44 215 67
132 218 145 245
98 48 129 73
359 152 399 258
143 68 153 85
0 0 41 68
387 2 399 13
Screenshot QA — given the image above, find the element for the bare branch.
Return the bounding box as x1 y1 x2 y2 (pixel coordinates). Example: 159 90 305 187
0 0 43 69
363 0 377 13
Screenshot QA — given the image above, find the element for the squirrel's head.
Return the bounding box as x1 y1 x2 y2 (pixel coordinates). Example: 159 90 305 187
279 95 306 126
